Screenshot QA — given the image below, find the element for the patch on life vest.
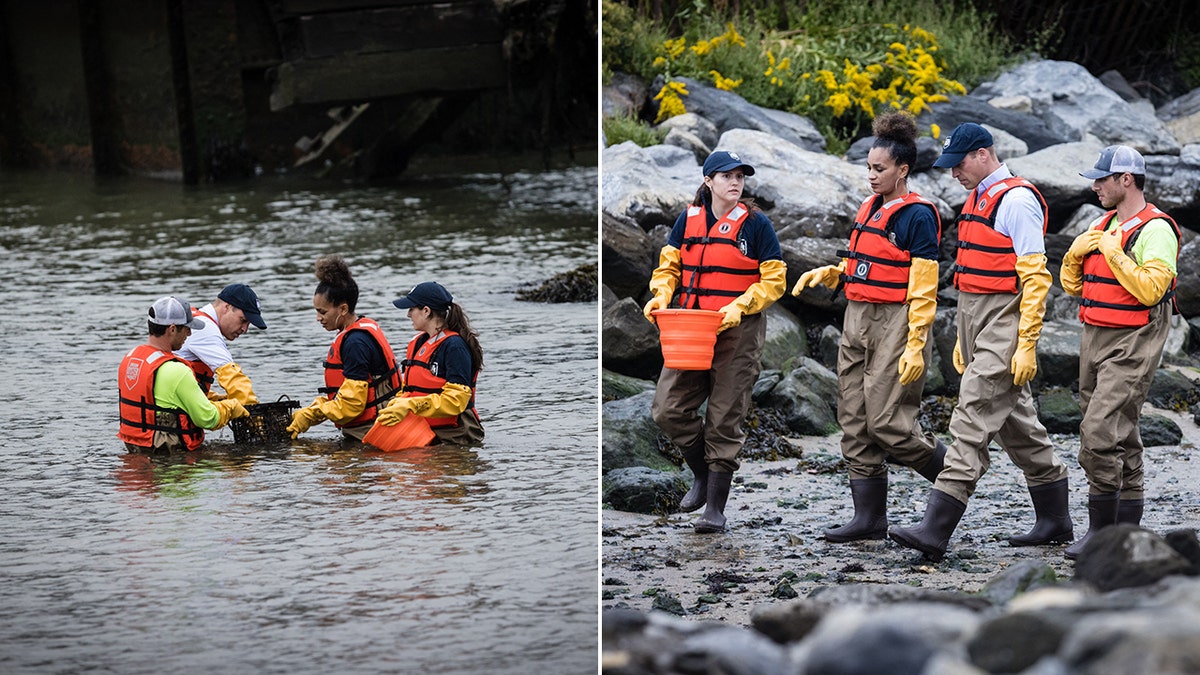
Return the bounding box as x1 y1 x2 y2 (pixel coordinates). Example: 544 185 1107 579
738 239 748 256
429 362 438 377
872 212 883 221
718 222 732 234
124 358 143 386
851 260 872 280
978 198 988 211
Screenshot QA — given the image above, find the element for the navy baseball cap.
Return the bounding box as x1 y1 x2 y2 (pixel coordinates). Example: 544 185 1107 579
932 123 994 168
218 283 266 329
393 281 453 313
1080 145 1146 179
702 150 755 177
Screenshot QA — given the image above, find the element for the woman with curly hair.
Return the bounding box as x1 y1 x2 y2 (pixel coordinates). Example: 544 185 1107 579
287 255 401 441
792 111 947 542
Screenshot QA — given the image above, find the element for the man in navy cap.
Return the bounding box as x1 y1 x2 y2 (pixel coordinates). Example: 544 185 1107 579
175 283 267 406
1059 145 1180 559
890 123 1070 561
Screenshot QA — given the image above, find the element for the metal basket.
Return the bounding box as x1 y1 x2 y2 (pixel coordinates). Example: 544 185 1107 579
230 396 302 446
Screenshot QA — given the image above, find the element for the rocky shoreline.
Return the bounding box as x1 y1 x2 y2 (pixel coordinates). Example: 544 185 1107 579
602 410 1200 674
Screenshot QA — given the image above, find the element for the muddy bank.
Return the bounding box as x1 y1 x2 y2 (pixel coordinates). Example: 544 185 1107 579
601 408 1200 626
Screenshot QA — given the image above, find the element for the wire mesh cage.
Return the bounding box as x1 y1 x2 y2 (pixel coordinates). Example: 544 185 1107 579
230 396 301 446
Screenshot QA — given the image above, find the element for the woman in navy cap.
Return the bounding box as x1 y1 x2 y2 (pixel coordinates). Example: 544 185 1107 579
287 256 402 441
375 281 484 445
641 149 787 533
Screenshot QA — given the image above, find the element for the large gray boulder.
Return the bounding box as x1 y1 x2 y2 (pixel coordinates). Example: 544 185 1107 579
602 210 657 301
601 297 663 379
601 391 674 473
674 76 826 152
718 128 868 240
601 141 695 229
973 60 1180 154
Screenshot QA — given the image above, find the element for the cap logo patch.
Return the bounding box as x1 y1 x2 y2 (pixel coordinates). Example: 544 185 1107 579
728 152 741 162
942 137 952 150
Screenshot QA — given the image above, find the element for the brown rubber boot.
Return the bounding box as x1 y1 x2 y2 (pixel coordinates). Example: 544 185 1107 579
693 471 733 534
888 489 966 562
915 439 948 483
824 476 888 542
677 440 708 513
1064 492 1119 560
1009 478 1074 546
1117 498 1144 525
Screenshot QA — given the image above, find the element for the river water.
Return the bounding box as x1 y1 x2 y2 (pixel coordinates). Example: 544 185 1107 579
0 163 598 673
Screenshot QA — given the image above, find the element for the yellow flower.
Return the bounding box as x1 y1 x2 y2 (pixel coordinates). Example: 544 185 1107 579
723 23 746 48
653 56 667 69
691 40 714 57
663 37 686 60
653 83 688 123
931 123 941 139
710 70 742 91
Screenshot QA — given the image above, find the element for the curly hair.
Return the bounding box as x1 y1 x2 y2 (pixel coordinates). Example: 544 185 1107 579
871 111 919 172
314 255 358 312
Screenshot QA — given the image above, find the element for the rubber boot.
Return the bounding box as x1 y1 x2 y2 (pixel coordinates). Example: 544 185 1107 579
888 489 967 562
915 439 948 483
1117 498 1144 526
824 476 888 542
1064 492 1120 560
677 441 708 513
693 471 733 534
1008 478 1074 546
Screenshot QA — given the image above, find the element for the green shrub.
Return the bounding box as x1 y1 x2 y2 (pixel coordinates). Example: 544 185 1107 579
603 114 666 148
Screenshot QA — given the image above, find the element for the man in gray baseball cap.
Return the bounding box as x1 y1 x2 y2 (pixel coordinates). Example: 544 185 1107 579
118 296 249 453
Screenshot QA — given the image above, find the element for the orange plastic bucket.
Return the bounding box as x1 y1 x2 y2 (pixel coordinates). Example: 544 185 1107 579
652 308 723 370
364 413 436 452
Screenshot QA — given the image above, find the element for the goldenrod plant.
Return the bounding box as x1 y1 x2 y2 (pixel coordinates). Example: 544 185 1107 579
602 0 1017 153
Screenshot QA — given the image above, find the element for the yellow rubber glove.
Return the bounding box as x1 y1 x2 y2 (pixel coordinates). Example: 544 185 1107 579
1059 229 1104 297
643 294 671 323
1012 254 1051 386
211 398 249 430
215 362 259 406
286 402 326 439
718 259 787 333
1099 234 1177 307
378 384 473 426
644 246 682 323
898 258 939 386
952 338 966 375
206 390 227 402
311 379 370 425
791 260 846 295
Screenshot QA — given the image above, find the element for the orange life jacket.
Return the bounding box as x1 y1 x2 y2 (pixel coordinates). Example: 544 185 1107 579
1080 203 1180 328
181 307 216 393
953 177 1047 294
676 203 761 310
840 193 941 304
401 331 480 429
118 344 205 451
321 317 401 428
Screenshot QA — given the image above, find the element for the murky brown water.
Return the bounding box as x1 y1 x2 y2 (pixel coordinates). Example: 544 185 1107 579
0 165 598 673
